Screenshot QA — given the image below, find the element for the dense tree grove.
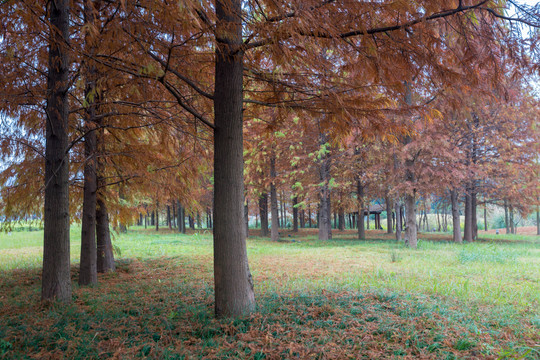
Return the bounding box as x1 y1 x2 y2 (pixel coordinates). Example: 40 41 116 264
0 1 539 316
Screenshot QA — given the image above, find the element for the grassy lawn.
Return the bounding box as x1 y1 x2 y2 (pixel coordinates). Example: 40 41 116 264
0 227 538 359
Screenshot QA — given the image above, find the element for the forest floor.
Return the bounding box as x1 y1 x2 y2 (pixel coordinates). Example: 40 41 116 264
0 228 538 359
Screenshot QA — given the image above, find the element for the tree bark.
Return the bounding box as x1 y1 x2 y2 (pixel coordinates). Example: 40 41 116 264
405 192 417 248
450 190 462 243
471 189 477 240
177 201 182 233
307 204 312 228
464 189 473 242
509 205 515 234
79 0 99 286
300 209 305 228
536 205 539 235
259 193 269 236
155 203 159 232
270 155 280 241
338 207 345 231
386 196 393 234
484 204 488 231
167 205 172 230
357 181 365 240
395 199 402 241
96 198 115 273
504 199 510 234
213 0 255 317
292 196 299 232
318 138 332 241
244 198 249 237
42 0 72 302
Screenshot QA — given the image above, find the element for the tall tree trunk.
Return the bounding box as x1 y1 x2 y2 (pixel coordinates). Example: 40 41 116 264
366 208 370 230
292 196 299 232
189 215 194 230
213 0 255 317
96 197 115 273
464 189 473 242
308 204 312 228
357 181 365 240
259 193 269 236
79 0 98 286
151 211 155 226
270 155 280 241
300 209 305 228
172 202 176 229
450 190 462 243
42 0 71 302
280 192 286 228
436 207 441 232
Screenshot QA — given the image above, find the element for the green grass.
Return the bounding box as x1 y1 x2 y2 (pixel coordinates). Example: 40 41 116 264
0 227 539 359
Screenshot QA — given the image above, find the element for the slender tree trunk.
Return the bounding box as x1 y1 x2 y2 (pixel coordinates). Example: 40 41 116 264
172 202 176 229
471 189 477 240
176 200 185 233
42 0 71 302
189 215 194 230
504 199 510 234
167 205 172 230
386 196 393 234
425 207 430 232
151 211 155 226
318 138 332 240
464 190 473 242
270 156 280 241
96 198 115 273
259 193 269 236
436 207 441 232
308 204 312 228
484 205 488 231
509 205 515 234
357 181 365 240
79 0 99 286
450 190 462 243
292 196 299 232
244 198 249 237
280 192 286 228
213 0 255 317
536 205 539 235
155 204 159 232
300 209 305 228
366 209 370 231
395 199 402 241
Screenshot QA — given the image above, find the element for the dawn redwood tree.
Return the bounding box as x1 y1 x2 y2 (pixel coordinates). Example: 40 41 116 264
213 0 256 317
42 0 72 301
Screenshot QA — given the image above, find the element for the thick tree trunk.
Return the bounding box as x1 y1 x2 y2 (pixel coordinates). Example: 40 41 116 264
405 192 417 248
450 190 462 243
96 198 115 273
357 181 365 240
338 208 345 231
151 211 155 226
42 0 72 302
292 196 299 232
270 156 280 241
79 0 98 286
259 193 269 236
300 209 305 228
213 0 255 317
464 190 473 242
